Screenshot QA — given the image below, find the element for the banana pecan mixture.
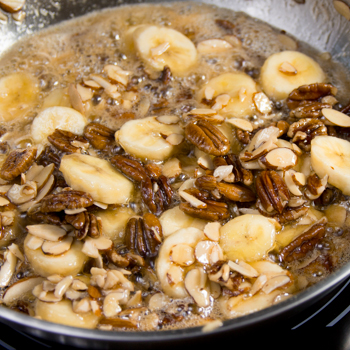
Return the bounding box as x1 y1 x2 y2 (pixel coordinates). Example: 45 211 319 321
0 2 349 332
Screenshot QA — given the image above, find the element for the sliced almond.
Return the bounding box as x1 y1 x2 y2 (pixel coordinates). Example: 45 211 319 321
0 185 11 194
284 170 302 196
204 86 215 100
103 292 123 318
18 174 55 212
187 108 217 116
253 92 272 114
226 118 253 132
166 265 183 286
151 42 170 57
104 65 130 86
213 165 233 182
260 147 297 170
170 244 195 266
195 241 222 265
322 108 350 127
7 181 37 205
227 260 258 278
166 133 184 146
8 243 24 261
90 74 120 99
42 235 74 256
156 115 180 125
179 190 207 208
197 39 233 53
212 94 230 110
83 79 101 89
162 158 182 178
197 155 214 170
204 222 221 241
184 268 210 307
76 84 93 102
27 224 67 242
250 275 268 296
261 275 290 294
3 277 44 305
1 211 15 226
279 61 298 75
0 0 25 13
64 208 87 215
0 196 9 206
68 84 85 115
25 235 44 250
202 319 223 333
0 251 16 287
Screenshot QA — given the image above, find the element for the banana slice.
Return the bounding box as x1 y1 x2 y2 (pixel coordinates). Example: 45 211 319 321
260 50 326 100
219 214 276 262
116 116 184 161
24 234 88 277
35 299 100 329
31 106 87 144
60 153 134 204
311 135 350 195
0 72 39 122
96 206 135 241
159 206 207 237
155 227 205 298
196 72 258 118
133 25 197 76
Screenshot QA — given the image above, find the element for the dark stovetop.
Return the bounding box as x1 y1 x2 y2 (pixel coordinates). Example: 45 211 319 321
1 278 350 350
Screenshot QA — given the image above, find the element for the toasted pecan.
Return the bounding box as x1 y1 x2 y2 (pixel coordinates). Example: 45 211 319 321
185 120 230 156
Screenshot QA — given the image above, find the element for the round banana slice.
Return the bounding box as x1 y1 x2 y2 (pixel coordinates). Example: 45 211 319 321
116 116 184 161
155 227 205 298
31 106 87 144
60 153 134 204
35 299 100 329
133 25 197 76
260 50 326 100
196 72 258 118
96 206 135 241
0 72 39 122
24 234 88 277
311 135 350 195
159 206 207 237
219 214 276 262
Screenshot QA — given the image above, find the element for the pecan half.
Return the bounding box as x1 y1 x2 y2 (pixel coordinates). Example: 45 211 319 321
40 189 94 212
196 175 255 202
140 175 173 215
65 212 102 240
48 129 89 153
124 213 163 258
110 155 149 182
83 122 115 150
179 188 230 221
213 154 253 186
287 118 327 151
286 83 337 109
0 148 37 181
289 101 332 119
185 120 230 156
256 170 290 214
280 217 327 262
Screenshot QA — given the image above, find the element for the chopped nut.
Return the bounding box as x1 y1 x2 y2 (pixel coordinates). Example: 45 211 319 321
278 61 297 75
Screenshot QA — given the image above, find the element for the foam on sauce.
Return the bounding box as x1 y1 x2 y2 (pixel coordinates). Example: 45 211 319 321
0 1 349 332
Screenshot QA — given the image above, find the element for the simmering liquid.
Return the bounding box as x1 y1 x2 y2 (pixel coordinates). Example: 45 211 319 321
0 1 349 332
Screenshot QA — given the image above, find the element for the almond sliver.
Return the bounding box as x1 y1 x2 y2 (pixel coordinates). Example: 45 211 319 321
322 108 350 127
